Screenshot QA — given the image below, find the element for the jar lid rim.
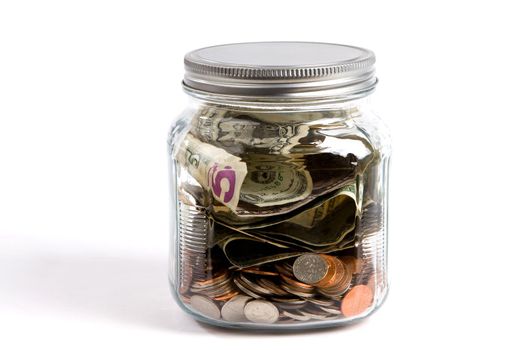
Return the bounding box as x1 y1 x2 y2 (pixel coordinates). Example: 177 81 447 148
183 42 377 99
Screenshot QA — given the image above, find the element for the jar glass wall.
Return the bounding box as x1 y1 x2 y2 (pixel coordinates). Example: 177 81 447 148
168 94 390 329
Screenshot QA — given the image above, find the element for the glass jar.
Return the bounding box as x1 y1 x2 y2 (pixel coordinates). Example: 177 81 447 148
168 42 391 330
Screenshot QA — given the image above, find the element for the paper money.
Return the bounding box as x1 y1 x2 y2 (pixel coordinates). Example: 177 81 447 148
246 183 359 247
177 132 316 213
287 182 359 228
212 182 361 267
180 106 375 218
210 151 367 225
193 111 310 154
175 133 248 211
239 158 313 207
215 228 302 268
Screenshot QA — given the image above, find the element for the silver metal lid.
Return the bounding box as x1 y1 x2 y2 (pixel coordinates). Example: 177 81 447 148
183 42 377 100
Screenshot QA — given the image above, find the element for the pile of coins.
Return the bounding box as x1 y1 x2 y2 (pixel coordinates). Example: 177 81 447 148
184 253 375 324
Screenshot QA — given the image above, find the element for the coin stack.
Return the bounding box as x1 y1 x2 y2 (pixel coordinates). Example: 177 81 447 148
190 269 238 301
292 254 353 299
177 201 209 296
355 201 384 287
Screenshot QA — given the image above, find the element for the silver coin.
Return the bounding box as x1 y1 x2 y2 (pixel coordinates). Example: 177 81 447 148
275 262 294 277
307 298 336 307
317 289 343 300
280 283 317 298
298 310 329 320
281 310 311 322
239 274 274 296
319 306 342 315
221 295 252 322
244 300 279 324
273 301 307 310
322 315 343 321
271 297 307 307
257 278 288 296
190 295 221 320
293 254 329 285
232 275 263 299
271 296 305 303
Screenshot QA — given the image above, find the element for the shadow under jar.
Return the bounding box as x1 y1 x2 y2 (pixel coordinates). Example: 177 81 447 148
168 42 391 330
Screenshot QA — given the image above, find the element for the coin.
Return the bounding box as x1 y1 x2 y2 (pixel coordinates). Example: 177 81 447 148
193 269 229 287
341 285 374 317
316 255 345 288
307 298 335 307
280 283 316 298
282 310 311 321
244 300 280 324
318 306 342 315
190 269 237 301
272 297 307 310
221 295 252 322
275 261 294 277
180 294 191 304
299 310 329 320
179 259 193 294
293 253 330 285
232 275 263 299
302 303 342 319
238 267 279 276
280 274 315 291
214 290 239 301
239 273 274 296
178 202 209 287
317 258 353 298
257 278 288 296
279 273 317 298
190 295 221 320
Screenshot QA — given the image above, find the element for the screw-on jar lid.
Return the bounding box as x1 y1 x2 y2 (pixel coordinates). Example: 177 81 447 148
183 42 377 100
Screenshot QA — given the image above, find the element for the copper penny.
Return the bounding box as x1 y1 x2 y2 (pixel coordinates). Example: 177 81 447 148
194 270 228 287
214 290 239 301
341 285 374 317
240 267 279 276
313 255 337 287
280 274 314 291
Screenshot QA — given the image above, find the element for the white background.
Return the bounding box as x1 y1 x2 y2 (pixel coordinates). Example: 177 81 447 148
1 0 524 349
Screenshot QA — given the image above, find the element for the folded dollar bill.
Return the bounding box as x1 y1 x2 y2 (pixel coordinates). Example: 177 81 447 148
212 181 362 267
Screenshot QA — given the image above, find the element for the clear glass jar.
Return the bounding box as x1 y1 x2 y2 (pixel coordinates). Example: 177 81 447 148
168 42 391 329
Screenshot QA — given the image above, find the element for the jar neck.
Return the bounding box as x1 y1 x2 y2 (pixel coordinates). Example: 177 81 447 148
184 89 374 112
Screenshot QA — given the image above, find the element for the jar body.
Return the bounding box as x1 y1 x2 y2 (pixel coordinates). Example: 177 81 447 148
168 96 390 329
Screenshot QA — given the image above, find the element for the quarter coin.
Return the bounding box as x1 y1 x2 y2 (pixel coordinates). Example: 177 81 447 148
190 295 221 320
221 295 252 322
244 300 279 324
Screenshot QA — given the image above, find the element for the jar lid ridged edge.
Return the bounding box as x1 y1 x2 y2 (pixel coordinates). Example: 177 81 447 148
183 42 377 99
